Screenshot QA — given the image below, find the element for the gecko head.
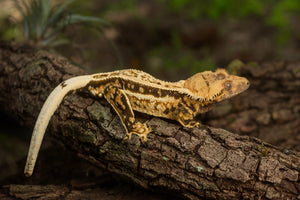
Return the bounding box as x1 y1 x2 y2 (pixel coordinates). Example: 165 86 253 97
184 68 250 102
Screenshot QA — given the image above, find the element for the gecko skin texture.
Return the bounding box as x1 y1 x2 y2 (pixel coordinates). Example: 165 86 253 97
24 68 250 176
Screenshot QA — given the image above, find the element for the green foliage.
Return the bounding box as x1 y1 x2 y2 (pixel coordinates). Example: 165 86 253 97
165 0 263 20
1 26 23 42
107 0 137 12
267 0 300 44
148 31 215 74
14 0 109 47
164 0 300 44
268 0 300 28
227 59 245 75
100 0 138 17
257 142 270 156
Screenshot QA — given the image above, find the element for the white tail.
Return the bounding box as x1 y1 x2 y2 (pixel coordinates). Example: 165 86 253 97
24 75 93 176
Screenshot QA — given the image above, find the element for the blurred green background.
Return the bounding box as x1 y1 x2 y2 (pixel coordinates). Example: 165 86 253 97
1 0 300 181
1 0 300 79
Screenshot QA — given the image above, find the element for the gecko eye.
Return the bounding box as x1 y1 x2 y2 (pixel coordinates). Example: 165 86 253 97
224 81 232 91
217 73 226 80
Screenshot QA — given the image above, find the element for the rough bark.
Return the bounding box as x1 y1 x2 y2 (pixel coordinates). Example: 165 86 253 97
0 43 299 200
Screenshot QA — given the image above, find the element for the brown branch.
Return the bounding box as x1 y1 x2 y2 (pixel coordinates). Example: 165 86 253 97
0 43 299 200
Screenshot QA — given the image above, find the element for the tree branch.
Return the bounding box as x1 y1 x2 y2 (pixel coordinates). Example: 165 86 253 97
0 43 299 200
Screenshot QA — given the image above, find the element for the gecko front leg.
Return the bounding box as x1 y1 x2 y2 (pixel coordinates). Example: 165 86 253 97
103 85 151 142
175 103 201 128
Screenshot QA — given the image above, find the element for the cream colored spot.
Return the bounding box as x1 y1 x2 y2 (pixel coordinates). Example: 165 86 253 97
89 87 99 96
179 112 183 117
194 103 199 111
110 93 114 99
129 117 135 123
139 87 144 93
157 90 161 96
166 103 172 109
155 104 164 110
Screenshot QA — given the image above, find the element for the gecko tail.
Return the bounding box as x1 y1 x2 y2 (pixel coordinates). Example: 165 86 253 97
24 75 94 177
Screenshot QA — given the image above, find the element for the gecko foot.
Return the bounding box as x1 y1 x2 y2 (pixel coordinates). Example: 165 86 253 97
178 119 201 128
124 122 152 142
187 121 201 128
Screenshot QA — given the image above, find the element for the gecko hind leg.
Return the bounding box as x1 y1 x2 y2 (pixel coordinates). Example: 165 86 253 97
103 85 151 142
